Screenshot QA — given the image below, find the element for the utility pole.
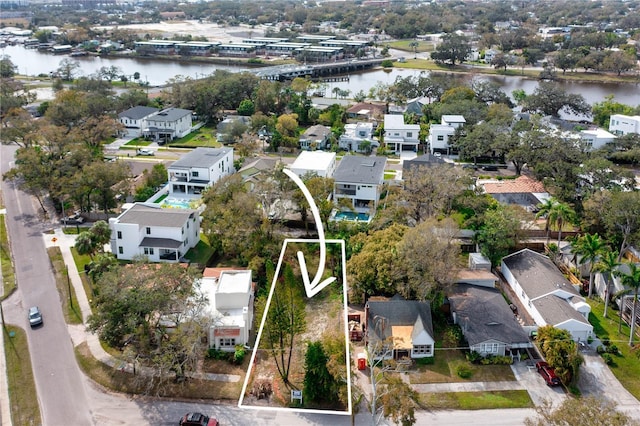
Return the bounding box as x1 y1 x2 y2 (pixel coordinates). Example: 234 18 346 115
66 264 73 309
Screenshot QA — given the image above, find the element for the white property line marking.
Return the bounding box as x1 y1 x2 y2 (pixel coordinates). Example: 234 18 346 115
238 239 352 416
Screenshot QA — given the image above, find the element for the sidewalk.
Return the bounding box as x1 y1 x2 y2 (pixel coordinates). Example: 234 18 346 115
409 380 525 393
44 228 240 383
0 209 13 425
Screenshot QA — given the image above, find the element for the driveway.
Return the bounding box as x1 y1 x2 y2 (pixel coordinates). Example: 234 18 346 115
511 360 566 407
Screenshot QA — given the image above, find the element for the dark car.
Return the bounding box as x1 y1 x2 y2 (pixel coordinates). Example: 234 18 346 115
178 413 218 426
28 306 43 327
536 361 561 386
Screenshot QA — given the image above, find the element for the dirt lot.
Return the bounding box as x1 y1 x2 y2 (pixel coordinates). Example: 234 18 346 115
94 21 265 43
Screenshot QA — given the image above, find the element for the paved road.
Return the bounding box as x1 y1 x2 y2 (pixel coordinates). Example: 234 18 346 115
1 144 93 425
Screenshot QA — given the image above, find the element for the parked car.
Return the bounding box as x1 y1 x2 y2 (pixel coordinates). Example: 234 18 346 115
60 212 84 225
28 306 43 327
137 148 155 156
535 361 561 386
178 413 218 426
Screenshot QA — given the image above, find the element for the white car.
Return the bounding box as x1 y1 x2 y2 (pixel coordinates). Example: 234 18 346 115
137 148 155 156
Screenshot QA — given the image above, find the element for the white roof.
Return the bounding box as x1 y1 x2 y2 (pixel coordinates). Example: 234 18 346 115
442 115 466 123
581 128 616 138
218 270 252 294
290 151 336 172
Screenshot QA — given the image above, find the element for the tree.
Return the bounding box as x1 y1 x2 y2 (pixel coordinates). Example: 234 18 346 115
525 396 637 426
75 231 98 260
430 33 472 66
490 52 510 71
573 233 606 298
237 99 255 116
602 51 637 76
536 326 583 385
303 341 336 404
380 375 419 426
592 95 637 128
476 204 527 266
615 262 640 346
597 250 620 319
56 58 80 81
0 55 16 78
551 50 578 75
275 113 299 148
408 41 419 59
588 191 640 259
547 201 576 246
535 197 560 245
522 82 591 118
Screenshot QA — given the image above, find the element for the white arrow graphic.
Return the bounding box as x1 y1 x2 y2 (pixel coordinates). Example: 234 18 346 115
283 168 336 298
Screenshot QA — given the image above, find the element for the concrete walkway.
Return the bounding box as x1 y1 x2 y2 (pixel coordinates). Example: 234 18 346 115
0 209 13 425
43 228 240 383
410 380 525 393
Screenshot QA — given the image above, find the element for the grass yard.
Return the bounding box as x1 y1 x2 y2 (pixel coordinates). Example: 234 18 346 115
4 325 42 426
1 214 16 298
388 40 435 53
419 390 533 410
169 127 221 148
47 247 82 324
185 237 216 267
588 298 640 399
409 348 516 384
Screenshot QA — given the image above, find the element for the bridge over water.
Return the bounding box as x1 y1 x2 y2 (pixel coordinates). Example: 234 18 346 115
254 58 384 81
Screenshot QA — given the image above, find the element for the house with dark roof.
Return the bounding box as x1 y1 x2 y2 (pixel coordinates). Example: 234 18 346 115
142 107 193 143
333 155 386 217
346 102 387 122
365 297 435 360
402 153 448 173
299 124 332 150
167 147 234 198
118 106 159 138
501 249 593 341
449 284 532 359
108 203 200 262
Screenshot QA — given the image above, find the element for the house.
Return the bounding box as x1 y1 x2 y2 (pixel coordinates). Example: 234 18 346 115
481 175 549 213
609 114 640 136
383 114 420 153
501 249 594 341
365 296 435 360
289 151 337 178
402 153 447 174
428 115 466 155
118 106 159 138
238 157 280 190
448 284 532 358
455 253 498 288
299 124 332 150
143 107 193 143
200 268 254 351
346 102 387 121
388 97 429 116
483 48 499 64
580 128 616 150
216 115 251 143
338 122 378 153
109 203 200 262
333 155 386 215
167 147 234 197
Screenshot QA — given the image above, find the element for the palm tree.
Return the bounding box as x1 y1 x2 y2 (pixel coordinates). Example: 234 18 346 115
615 262 640 346
409 41 419 59
574 233 606 298
597 250 620 318
536 197 558 245
548 201 576 246
75 231 98 260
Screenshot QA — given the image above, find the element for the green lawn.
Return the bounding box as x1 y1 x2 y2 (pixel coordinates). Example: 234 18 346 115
409 349 516 384
588 299 640 399
184 236 216 267
387 40 434 53
419 390 533 410
169 126 222 148
0 214 16 299
47 247 83 324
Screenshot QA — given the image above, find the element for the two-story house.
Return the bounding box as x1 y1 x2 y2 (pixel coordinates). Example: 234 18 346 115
428 115 466 155
289 150 337 178
109 203 200 262
333 155 386 216
200 268 254 352
118 106 159 138
383 114 420 154
143 107 193 143
167 147 234 197
609 114 640 136
299 124 332 150
338 122 378 153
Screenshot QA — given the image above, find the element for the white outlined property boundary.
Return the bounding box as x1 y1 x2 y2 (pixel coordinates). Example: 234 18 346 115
238 238 352 416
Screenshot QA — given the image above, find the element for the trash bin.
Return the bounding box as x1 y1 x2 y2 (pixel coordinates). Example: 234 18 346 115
357 353 366 370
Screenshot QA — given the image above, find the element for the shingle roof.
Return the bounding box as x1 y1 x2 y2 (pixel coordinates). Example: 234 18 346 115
448 284 530 347
118 106 159 120
147 107 192 122
333 155 386 185
117 203 196 227
366 299 433 342
402 154 447 172
483 175 546 194
169 147 232 169
139 237 183 249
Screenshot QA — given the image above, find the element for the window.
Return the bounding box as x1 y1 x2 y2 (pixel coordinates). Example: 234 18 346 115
220 338 236 347
118 247 123 254
144 247 154 255
117 231 122 239
146 227 151 235
437 135 444 141
406 132 413 138
483 343 499 353
413 345 432 355
192 171 199 177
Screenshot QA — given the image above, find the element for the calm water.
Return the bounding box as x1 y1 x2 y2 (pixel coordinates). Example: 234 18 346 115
4 44 639 108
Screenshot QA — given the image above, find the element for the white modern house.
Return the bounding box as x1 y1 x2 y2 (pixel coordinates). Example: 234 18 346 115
609 114 640 136
333 155 386 216
200 268 254 352
383 114 420 153
167 147 234 197
428 115 466 154
143 107 193 143
118 106 159 138
109 203 200 262
338 122 377 153
501 249 593 342
289 150 337 178
580 128 616 150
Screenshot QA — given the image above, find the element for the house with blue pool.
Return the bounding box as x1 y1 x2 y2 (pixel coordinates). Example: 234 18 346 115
332 155 386 222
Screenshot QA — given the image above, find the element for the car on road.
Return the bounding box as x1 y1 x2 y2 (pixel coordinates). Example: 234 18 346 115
137 148 155 156
178 413 218 426
28 306 43 327
60 212 84 225
536 361 561 386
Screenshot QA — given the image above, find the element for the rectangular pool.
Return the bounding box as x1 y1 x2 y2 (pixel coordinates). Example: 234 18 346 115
161 198 194 209
333 211 370 222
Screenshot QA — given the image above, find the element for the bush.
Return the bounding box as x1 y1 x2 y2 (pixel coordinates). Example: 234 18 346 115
415 356 435 365
466 351 482 364
602 338 611 347
602 353 614 365
596 345 606 354
206 348 229 361
381 59 394 68
587 336 594 344
456 364 473 379
233 345 246 364
442 326 463 348
608 344 619 355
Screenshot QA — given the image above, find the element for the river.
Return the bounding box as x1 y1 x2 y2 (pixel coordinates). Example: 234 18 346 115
3 44 639 108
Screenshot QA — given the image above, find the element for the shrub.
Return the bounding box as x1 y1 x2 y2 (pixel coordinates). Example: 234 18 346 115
233 345 246 364
480 357 492 365
456 364 473 379
442 326 463 348
608 344 619 355
596 345 606 354
587 336 594 344
466 351 482 364
602 353 614 365
602 338 611 347
206 348 229 360
416 356 435 365
381 59 394 68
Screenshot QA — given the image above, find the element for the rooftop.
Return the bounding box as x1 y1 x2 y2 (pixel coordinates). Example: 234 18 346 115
334 155 386 185
116 203 196 227
482 175 546 194
290 151 336 174
169 147 232 170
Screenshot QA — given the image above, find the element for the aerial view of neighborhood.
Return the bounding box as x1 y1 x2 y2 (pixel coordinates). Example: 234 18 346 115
1 0 640 424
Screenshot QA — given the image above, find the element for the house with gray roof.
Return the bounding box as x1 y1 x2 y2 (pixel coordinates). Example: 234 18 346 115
333 155 386 217
365 297 435 360
448 284 532 359
501 249 593 342
299 124 332 151
108 203 200 262
118 106 159 138
167 147 234 197
142 107 193 143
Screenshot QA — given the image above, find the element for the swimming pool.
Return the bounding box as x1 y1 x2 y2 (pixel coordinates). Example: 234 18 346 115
333 211 370 222
161 198 193 209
